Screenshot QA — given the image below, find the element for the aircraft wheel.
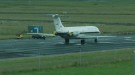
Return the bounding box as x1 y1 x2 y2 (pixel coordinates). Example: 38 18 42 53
94 38 98 43
65 39 69 44
81 39 85 45
42 36 46 40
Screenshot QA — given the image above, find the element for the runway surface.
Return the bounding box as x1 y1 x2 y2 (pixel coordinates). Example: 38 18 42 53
0 35 135 59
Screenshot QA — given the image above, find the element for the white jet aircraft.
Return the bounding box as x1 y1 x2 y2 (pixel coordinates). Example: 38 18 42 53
28 14 114 45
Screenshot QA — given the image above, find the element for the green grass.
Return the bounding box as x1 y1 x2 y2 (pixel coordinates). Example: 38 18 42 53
8 61 131 75
0 48 134 75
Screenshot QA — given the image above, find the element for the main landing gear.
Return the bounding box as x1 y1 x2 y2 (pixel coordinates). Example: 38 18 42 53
81 38 98 45
94 38 98 43
81 39 85 45
65 39 86 45
65 39 69 44
64 38 98 45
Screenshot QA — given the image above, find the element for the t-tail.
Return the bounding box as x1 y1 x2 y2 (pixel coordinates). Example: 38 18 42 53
52 14 64 32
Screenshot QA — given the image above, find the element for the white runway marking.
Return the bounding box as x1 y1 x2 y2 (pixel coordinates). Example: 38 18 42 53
75 44 81 46
38 42 46 44
99 42 114 44
124 37 132 39
124 38 132 40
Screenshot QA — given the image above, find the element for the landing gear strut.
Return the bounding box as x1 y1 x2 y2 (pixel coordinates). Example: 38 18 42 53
94 38 98 43
65 39 69 44
81 39 85 45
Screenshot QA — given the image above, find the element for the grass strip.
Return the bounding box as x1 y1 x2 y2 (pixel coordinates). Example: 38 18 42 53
0 48 134 75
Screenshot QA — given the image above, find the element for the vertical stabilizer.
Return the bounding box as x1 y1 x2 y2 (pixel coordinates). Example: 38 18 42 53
52 14 64 31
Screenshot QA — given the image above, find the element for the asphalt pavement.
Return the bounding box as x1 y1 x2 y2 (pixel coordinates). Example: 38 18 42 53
0 35 135 59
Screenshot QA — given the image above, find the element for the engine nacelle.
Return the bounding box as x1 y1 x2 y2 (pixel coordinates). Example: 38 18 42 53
67 32 80 37
54 31 80 38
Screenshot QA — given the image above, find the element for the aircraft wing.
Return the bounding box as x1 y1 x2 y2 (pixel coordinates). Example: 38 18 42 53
27 33 55 37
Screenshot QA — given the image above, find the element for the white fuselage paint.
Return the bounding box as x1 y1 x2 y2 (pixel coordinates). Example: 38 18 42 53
56 26 100 39
64 26 100 33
